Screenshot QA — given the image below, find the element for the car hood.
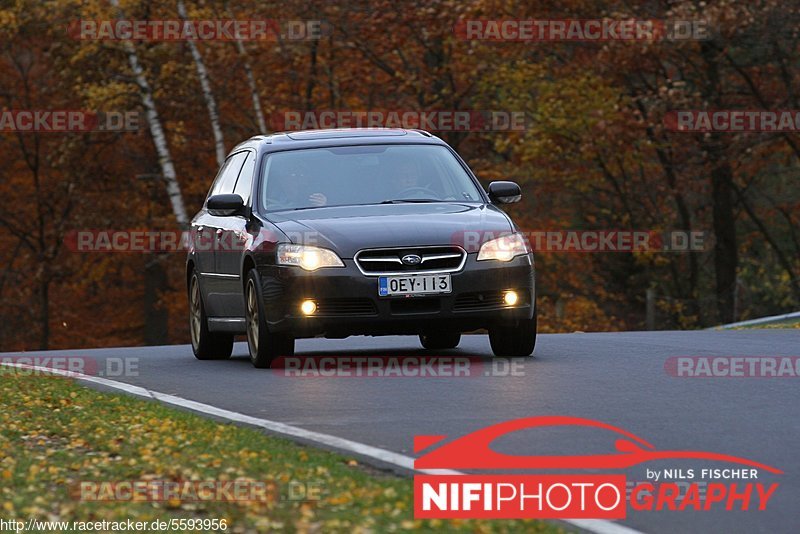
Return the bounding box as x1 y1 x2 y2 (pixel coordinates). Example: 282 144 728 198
266 203 514 258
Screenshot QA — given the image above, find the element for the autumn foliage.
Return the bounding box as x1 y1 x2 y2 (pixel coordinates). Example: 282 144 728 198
0 0 798 350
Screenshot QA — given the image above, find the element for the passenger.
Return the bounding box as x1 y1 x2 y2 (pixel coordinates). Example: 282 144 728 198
269 161 327 207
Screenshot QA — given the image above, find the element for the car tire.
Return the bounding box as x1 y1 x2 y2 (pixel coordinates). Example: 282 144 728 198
488 308 537 357
189 271 234 360
245 269 295 368
419 332 461 350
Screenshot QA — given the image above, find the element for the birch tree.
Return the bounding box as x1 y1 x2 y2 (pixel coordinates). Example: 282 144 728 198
178 0 227 165
235 37 268 133
108 0 189 345
224 1 267 133
109 0 188 228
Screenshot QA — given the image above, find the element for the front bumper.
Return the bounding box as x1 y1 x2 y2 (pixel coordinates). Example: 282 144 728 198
258 253 535 338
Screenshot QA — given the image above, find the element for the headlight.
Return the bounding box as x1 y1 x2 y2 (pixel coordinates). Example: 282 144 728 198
277 244 344 271
477 233 530 262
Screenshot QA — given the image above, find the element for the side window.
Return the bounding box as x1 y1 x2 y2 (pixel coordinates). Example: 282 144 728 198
233 151 255 204
208 152 247 199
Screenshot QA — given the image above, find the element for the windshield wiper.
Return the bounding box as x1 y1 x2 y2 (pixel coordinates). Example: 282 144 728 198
289 202 370 211
290 205 328 211
380 198 440 204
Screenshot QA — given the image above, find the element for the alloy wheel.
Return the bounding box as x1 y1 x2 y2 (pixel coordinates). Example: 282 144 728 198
189 276 202 350
246 279 259 353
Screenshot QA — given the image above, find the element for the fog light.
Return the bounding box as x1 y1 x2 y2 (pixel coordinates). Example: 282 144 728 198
503 291 519 306
300 300 317 315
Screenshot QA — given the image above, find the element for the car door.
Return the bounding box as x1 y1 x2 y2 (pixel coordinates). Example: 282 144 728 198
192 159 235 308
198 151 248 317
215 150 256 317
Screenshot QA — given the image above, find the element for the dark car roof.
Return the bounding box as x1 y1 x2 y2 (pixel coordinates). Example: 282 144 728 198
230 128 447 154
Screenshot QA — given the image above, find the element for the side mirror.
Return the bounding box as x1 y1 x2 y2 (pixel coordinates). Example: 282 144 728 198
207 194 245 216
487 181 522 204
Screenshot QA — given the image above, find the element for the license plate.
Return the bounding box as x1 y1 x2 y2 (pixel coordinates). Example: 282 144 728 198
378 274 451 296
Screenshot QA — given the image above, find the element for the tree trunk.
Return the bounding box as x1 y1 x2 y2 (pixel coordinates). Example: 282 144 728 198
700 42 738 324
235 38 268 132
224 1 267 133
111 0 189 346
144 257 169 346
305 40 318 111
110 0 188 228
178 0 226 166
634 99 701 322
39 275 49 350
709 153 738 323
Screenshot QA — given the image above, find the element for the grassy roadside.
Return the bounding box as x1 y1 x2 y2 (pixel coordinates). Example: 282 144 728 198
730 318 800 330
0 367 563 533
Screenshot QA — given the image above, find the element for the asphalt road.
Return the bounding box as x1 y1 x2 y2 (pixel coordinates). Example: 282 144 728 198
3 330 798 533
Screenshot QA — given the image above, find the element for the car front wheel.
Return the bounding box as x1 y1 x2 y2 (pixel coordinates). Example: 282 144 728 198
189 272 233 360
245 270 295 368
488 309 537 357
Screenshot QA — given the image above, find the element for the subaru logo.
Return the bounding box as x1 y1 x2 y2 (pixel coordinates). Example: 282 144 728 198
401 254 422 266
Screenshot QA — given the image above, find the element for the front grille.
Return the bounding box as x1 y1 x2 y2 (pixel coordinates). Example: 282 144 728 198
390 297 441 315
453 291 525 312
314 298 377 316
355 246 466 275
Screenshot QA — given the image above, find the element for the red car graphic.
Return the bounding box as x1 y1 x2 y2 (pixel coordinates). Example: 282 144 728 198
414 416 783 474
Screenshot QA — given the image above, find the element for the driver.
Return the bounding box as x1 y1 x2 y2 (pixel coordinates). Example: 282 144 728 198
387 159 448 200
394 159 420 191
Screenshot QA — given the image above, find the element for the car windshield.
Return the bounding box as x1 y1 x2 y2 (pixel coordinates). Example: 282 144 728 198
260 144 483 212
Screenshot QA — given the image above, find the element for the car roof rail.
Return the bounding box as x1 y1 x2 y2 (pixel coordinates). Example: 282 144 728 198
412 129 433 137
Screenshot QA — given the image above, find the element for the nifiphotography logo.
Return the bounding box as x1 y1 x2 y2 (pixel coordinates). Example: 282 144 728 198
413 416 782 519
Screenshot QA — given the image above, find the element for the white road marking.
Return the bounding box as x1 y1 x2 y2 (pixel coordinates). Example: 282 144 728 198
711 310 800 329
1 361 645 534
